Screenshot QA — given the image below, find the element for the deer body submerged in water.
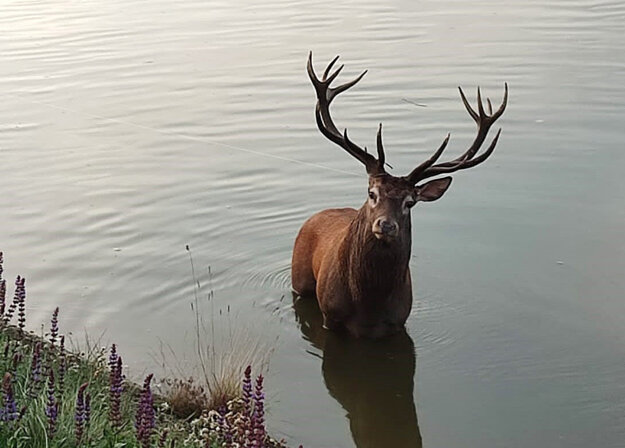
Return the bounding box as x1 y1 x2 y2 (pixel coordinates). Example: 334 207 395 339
292 53 508 338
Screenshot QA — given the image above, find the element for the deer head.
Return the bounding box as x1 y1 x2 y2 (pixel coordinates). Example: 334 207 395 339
307 52 508 242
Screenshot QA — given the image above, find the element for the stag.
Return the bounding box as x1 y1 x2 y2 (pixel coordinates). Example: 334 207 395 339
292 53 507 338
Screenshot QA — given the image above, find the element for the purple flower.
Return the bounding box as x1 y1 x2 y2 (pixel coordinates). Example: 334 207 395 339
3 276 19 325
240 366 255 447
109 353 123 428
218 405 234 446
1 373 19 423
75 382 88 443
135 374 155 448
58 359 66 396
15 276 26 332
45 370 58 437
85 392 91 426
50 307 59 346
242 365 253 418
241 366 269 448
0 279 5 320
30 342 43 397
216 406 226 428
108 343 118 371
252 374 266 447
55 335 66 398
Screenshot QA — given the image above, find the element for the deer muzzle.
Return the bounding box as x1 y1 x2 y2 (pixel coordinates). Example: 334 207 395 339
373 217 399 239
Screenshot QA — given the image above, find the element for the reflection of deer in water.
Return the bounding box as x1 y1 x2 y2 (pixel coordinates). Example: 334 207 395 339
294 295 422 448
292 53 507 338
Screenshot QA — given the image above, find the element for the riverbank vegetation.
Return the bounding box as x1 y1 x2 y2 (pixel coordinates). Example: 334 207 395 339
0 251 297 448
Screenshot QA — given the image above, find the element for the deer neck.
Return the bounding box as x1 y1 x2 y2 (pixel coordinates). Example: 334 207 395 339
341 208 411 302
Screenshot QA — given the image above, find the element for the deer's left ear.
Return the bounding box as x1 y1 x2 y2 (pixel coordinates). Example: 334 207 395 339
415 177 452 202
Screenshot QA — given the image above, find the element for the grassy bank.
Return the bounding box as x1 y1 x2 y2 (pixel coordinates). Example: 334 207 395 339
0 252 297 448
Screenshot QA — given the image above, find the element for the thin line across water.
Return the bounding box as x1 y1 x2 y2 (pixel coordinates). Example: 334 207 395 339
3 92 362 178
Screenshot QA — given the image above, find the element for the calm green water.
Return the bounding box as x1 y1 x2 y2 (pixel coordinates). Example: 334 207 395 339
1 0 625 446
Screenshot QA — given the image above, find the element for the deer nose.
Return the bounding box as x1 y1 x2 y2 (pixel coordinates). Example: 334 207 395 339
374 217 398 237
381 220 398 234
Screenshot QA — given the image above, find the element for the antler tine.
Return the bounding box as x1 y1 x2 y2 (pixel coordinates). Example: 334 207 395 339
343 128 371 159
417 129 501 177
307 52 368 107
325 64 344 85
493 82 508 119
443 83 507 167
307 51 321 84
322 55 340 80
376 123 386 168
477 87 485 117
408 83 507 184
405 133 450 184
330 70 367 100
307 52 384 175
459 86 479 121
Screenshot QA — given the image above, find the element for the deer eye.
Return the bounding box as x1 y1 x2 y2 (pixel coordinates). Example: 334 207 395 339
368 190 377 201
404 198 416 208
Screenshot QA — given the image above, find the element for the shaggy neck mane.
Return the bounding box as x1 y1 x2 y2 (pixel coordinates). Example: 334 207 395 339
341 207 411 303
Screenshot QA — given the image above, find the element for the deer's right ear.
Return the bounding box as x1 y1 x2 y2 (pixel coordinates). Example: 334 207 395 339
415 177 452 202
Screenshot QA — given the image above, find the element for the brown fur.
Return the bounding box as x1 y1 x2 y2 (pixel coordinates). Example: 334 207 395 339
298 54 506 338
291 175 449 338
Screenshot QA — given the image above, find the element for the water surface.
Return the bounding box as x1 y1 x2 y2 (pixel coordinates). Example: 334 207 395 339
1 0 624 446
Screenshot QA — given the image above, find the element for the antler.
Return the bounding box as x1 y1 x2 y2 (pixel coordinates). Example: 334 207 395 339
307 52 386 175
405 83 508 185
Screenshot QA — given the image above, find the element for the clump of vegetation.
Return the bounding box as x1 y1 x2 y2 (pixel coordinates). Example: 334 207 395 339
164 376 208 419
185 366 301 448
0 251 298 448
160 327 273 421
159 246 274 419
